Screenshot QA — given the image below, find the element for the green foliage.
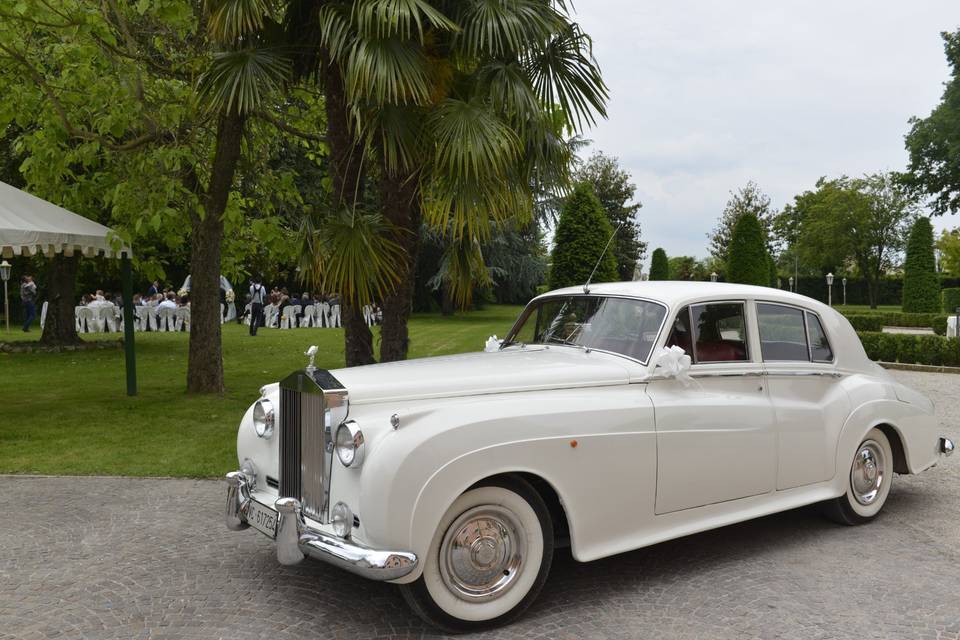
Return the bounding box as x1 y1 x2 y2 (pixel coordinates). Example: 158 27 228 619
842 311 948 335
726 213 769 286
649 247 669 280
548 183 618 289
857 331 960 366
667 256 696 280
942 288 960 313
575 151 646 280
902 217 940 312
709 181 775 262
903 29 960 215
936 228 960 275
844 315 884 332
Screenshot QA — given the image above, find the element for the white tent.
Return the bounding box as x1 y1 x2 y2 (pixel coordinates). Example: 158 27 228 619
0 180 138 395
0 180 129 258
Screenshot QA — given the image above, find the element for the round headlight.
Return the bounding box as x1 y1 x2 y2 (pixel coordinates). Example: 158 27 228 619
252 398 275 438
335 422 364 468
331 501 353 538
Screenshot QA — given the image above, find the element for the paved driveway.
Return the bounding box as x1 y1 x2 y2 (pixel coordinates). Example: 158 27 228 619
2 370 959 640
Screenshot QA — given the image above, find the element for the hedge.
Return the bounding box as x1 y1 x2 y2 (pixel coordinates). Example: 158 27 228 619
857 331 960 366
842 311 948 335
943 288 960 314
777 275 960 307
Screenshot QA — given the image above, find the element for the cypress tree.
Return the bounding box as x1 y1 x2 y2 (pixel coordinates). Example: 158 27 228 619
549 183 618 290
902 217 940 312
649 248 669 280
726 213 770 286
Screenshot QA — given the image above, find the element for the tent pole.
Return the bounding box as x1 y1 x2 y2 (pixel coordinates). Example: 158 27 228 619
121 252 137 396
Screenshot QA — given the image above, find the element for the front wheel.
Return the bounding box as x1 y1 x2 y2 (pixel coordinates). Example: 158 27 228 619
399 477 554 633
823 427 894 525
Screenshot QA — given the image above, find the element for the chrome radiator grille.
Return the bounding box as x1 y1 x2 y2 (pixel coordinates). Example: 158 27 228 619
278 369 348 524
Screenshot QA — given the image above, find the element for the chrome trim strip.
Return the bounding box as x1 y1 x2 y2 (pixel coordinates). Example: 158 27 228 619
763 371 844 378
689 371 765 378
225 474 418 580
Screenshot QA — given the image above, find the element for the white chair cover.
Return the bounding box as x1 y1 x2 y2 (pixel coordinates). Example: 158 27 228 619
329 303 341 328
263 305 278 328
157 306 176 332
135 306 155 331
40 301 48 329
98 305 118 332
243 303 252 326
362 305 373 327
318 302 330 328
280 305 300 329
300 304 315 328
76 307 95 333
174 307 191 332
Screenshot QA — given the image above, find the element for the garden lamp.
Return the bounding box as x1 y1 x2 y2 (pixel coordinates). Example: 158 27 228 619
826 272 834 306
0 260 10 333
710 272 718 282
842 277 848 306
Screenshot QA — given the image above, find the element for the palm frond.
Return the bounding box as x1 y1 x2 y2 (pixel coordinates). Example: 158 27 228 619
437 234 491 308
354 103 425 175
427 98 520 182
526 22 609 130
422 175 532 242
452 0 562 57
346 36 432 105
197 47 290 115
205 0 275 42
476 60 541 123
353 0 457 42
317 3 356 61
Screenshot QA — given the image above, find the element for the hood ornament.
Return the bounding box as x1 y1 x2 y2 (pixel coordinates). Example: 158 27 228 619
304 345 318 371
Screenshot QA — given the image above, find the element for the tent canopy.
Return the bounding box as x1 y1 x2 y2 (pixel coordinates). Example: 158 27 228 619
0 180 130 258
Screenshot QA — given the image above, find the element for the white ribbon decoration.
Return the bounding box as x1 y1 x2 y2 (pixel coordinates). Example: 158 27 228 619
649 345 694 387
484 335 503 352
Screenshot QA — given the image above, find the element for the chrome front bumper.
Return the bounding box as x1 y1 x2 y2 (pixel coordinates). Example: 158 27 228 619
940 437 955 457
225 471 418 581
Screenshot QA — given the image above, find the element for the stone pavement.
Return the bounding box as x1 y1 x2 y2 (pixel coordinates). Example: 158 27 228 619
1 370 959 640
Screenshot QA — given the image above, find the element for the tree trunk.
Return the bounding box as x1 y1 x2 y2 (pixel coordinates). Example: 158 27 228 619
341 302 375 365
440 281 454 317
378 171 420 362
186 110 244 394
39 253 81 346
321 48 374 367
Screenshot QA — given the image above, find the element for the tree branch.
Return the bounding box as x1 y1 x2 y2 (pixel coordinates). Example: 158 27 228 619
253 110 327 143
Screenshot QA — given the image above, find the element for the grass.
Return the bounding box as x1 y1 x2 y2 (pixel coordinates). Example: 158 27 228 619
0 305 521 478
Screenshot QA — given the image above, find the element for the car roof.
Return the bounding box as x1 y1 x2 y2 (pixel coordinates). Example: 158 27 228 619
537 281 832 314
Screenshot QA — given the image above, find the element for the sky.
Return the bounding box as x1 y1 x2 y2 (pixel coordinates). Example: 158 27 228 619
572 1 960 270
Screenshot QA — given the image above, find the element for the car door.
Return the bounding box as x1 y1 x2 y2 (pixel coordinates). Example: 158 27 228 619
648 300 777 515
755 302 851 490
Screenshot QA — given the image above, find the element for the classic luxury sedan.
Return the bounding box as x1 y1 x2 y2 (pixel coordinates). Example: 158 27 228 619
224 281 954 632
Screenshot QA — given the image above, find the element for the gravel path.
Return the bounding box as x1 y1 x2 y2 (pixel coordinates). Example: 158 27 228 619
1 370 958 640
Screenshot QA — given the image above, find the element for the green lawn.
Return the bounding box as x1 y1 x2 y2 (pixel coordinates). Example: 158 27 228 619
0 305 521 477
833 305 903 315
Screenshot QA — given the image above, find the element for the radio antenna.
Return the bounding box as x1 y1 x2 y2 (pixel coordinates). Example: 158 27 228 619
583 221 623 294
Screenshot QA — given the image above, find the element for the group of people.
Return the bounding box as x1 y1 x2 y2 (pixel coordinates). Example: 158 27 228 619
247 277 344 336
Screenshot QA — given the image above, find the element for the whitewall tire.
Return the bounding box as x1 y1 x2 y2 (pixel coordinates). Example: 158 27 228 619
824 427 894 525
399 476 554 633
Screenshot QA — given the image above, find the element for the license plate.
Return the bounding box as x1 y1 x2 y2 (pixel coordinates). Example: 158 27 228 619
247 500 278 538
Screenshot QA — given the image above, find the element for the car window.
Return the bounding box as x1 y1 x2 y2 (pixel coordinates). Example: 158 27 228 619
757 303 809 361
806 312 834 362
690 302 749 362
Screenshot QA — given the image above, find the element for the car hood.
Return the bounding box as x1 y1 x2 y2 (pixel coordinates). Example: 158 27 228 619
330 346 634 405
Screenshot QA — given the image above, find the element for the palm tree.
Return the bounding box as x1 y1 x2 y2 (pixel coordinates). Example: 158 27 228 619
289 0 608 365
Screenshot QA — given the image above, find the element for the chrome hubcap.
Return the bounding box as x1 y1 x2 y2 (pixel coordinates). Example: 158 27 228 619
851 440 886 505
439 506 526 602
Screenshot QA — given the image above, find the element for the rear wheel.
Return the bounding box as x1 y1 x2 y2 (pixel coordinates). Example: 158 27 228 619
823 428 894 525
399 477 554 633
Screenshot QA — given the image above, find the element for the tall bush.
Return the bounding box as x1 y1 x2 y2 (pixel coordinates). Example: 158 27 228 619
902 217 940 312
726 213 770 286
942 287 960 313
549 183 618 290
649 248 669 280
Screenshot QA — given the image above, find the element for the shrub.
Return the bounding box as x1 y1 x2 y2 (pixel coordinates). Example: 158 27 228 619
902 217 940 312
649 248 669 280
844 315 883 332
839 310 948 335
856 331 960 366
943 287 960 314
549 183 618 290
876 333 900 362
857 332 882 360
917 335 944 366
726 213 769 286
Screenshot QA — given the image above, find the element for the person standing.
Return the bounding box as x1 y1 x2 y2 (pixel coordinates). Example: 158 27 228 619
249 276 266 336
20 275 37 332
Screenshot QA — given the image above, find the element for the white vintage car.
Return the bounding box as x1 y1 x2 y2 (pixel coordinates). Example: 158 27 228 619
225 282 954 632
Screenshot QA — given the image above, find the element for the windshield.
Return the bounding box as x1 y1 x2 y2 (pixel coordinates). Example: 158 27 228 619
504 295 668 363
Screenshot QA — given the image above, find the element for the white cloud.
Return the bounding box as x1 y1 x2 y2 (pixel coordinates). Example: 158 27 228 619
572 0 960 266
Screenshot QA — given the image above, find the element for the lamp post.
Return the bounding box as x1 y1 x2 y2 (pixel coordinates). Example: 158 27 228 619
710 272 718 283
826 272 834 306
842 277 848 306
788 276 794 292
0 260 10 333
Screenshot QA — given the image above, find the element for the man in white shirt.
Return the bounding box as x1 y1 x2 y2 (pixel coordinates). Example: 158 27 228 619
156 292 177 314
249 276 267 336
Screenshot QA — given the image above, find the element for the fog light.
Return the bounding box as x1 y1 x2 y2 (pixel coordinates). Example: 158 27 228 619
240 457 258 489
331 501 353 538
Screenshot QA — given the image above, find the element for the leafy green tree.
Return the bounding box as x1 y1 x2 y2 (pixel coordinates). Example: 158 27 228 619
726 213 769 286
649 248 669 280
290 0 608 365
667 256 698 280
903 30 960 215
575 151 646 280
902 217 940 312
936 228 960 275
709 181 776 262
549 183 617 289
787 174 918 308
